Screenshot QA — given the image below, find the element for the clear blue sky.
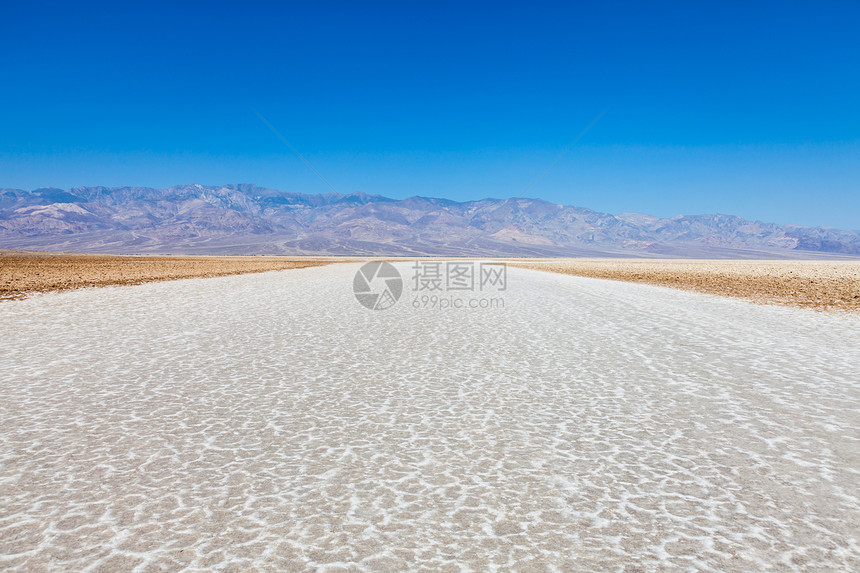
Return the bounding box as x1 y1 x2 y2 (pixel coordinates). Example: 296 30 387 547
2 1 858 229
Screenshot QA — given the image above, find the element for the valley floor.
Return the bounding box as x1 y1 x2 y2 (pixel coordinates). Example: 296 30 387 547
0 263 858 571
3 251 859 312
0 251 333 300
510 258 860 312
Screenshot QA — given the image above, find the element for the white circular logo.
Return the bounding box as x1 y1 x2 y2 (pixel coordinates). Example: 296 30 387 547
353 262 403 310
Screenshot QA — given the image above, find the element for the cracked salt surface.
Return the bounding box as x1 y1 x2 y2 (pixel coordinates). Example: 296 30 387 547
0 263 858 571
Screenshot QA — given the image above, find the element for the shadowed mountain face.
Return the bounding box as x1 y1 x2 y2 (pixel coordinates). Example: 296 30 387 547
1 184 858 258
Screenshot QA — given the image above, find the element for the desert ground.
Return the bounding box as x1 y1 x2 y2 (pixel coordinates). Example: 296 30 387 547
510 258 860 312
1 261 858 571
0 251 334 300
2 251 859 312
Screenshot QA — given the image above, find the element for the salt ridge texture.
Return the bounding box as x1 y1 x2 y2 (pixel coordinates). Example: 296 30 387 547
0 263 858 571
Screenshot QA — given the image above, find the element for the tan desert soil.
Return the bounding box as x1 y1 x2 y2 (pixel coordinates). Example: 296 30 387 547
0 251 335 300
509 259 860 312
5 252 859 311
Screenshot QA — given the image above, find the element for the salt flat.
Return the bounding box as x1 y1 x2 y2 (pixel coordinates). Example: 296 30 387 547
1 263 858 572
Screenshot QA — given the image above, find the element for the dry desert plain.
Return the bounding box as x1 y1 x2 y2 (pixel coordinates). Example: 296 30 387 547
0 253 859 570
2 251 859 312
0 251 334 301
510 258 860 312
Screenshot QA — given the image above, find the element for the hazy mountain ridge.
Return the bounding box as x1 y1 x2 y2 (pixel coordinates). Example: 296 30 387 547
1 184 858 258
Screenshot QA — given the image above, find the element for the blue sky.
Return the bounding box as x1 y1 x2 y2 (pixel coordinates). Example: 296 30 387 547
2 1 858 229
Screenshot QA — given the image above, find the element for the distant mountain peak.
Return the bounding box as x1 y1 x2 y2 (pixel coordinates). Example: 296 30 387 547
1 185 858 258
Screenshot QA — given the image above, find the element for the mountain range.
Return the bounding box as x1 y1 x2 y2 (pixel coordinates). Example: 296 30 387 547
1 184 858 258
